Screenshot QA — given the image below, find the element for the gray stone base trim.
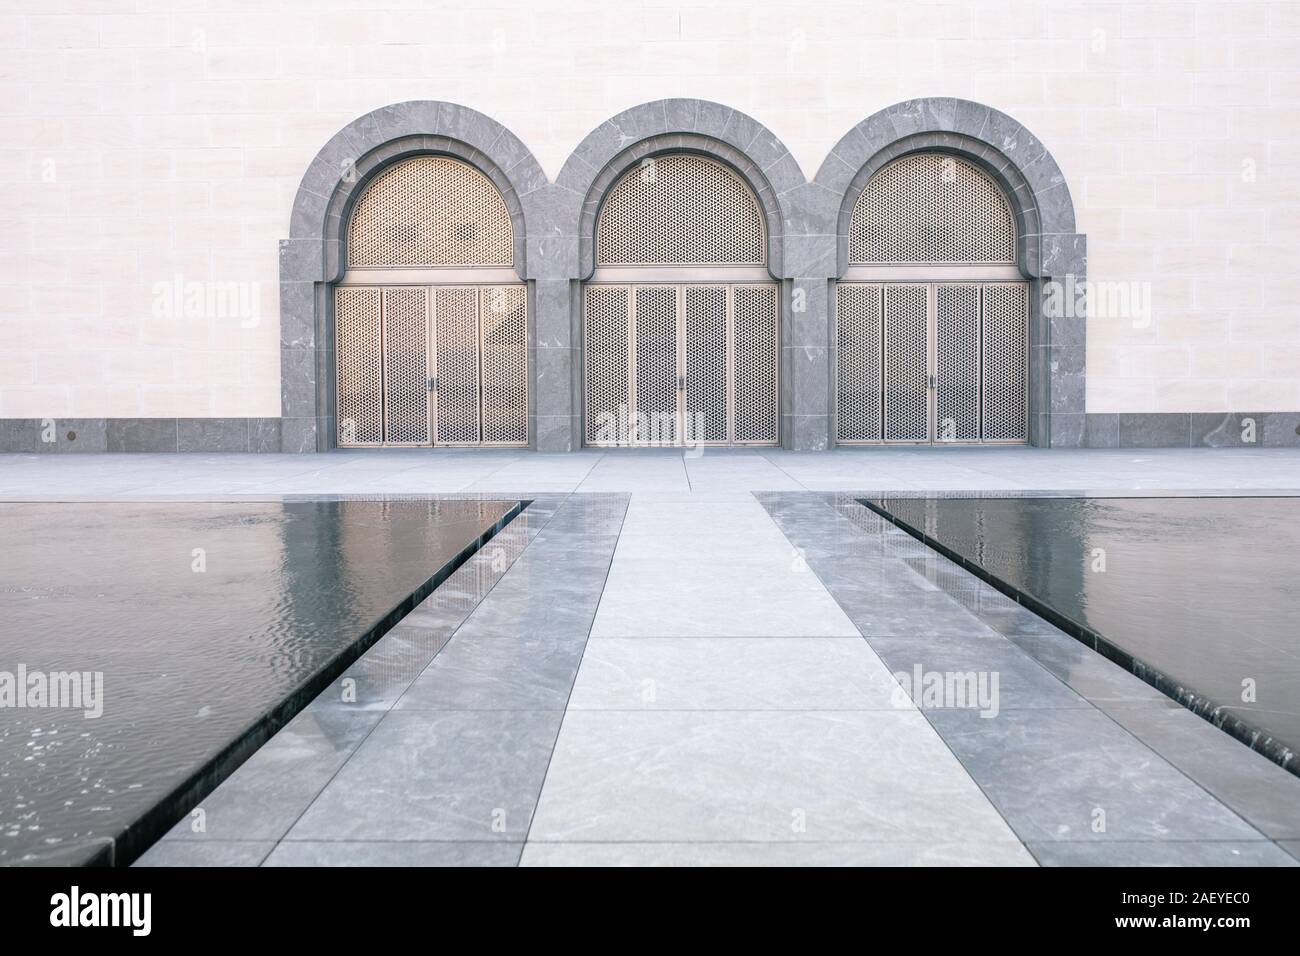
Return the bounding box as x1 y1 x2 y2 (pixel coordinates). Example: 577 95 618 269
0 418 287 454
4 413 1298 452
1084 412 1300 448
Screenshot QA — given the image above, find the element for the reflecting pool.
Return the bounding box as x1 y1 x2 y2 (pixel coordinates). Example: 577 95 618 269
868 496 1300 775
0 497 519 865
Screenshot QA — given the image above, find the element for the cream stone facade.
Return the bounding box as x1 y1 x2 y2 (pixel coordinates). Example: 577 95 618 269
1 0 1298 449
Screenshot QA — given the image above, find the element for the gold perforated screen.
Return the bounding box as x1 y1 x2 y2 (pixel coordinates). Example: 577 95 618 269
596 154 765 266
849 153 1015 264
335 283 528 447
584 283 776 447
335 287 384 446
836 281 1027 444
348 156 513 267
981 283 1028 442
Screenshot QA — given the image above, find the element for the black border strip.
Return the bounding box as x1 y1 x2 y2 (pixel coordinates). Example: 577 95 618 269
85 498 529 868
858 497 1298 780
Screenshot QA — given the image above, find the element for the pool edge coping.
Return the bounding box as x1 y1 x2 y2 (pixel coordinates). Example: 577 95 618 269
95 498 529 868
858 496 1300 782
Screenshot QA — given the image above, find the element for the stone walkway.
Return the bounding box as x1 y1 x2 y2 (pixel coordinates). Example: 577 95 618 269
3 446 1300 499
3 447 1298 865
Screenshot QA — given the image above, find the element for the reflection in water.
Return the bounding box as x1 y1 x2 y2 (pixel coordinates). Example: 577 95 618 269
0 498 516 866
874 496 1300 773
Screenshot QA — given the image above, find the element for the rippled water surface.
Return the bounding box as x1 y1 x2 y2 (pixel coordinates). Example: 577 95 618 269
873 496 1300 768
0 498 516 865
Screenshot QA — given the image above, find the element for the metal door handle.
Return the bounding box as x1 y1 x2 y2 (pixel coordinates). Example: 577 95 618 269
678 375 686 390
927 374 936 390
428 377 438 392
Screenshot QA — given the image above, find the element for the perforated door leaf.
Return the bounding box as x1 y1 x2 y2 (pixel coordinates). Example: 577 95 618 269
434 286 481 444
585 283 778 447
683 285 728 444
634 285 679 444
382 287 430 444
883 284 929 441
936 284 980 442
732 284 778 443
849 153 1015 264
348 156 513 267
597 154 765 266
480 285 528 445
836 283 883 442
335 287 384 446
836 281 1026 445
981 283 1028 441
585 285 631 445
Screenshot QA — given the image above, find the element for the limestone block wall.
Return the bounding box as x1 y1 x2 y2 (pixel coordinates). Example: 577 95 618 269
0 0 1297 450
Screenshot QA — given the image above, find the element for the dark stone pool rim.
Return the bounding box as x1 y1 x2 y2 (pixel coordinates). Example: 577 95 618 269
859 497 1299 781
89 499 527 868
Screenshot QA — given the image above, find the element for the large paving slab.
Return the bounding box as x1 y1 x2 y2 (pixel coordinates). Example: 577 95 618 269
528 709 1022 845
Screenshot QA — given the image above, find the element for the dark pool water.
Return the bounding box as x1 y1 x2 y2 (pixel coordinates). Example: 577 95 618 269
0 498 518 866
869 496 1300 773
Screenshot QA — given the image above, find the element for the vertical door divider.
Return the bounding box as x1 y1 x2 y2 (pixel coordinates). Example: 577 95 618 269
627 285 638 445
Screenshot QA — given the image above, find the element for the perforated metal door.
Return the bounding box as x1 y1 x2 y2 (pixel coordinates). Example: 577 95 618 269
480 285 528 444
335 287 384 446
836 284 883 442
883 284 929 441
634 285 679 444
732 284 777 443
981 283 1028 441
585 285 632 445
584 283 778 446
337 284 529 448
837 281 1026 444
935 284 980 442
683 285 728 444
381 287 431 444
433 286 481 444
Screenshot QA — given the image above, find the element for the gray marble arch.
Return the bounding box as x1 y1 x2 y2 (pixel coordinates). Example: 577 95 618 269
278 101 549 453
812 97 1089 449
278 97 1089 454
553 98 810 451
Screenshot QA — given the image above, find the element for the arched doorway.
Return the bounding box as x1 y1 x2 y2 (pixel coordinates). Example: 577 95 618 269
836 152 1029 444
333 155 528 447
582 154 778 447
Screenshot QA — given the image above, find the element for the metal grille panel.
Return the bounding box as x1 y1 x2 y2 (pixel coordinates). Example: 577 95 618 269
585 285 631 445
883 284 929 441
936 284 980 442
348 156 513 267
634 285 679 444
382 287 430 444
433 286 481 444
836 283 883 442
732 284 778 443
584 283 778 447
597 154 765 265
981 283 1028 441
335 287 384 446
480 285 528 444
849 153 1015 264
683 285 728 444
836 281 1027 445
